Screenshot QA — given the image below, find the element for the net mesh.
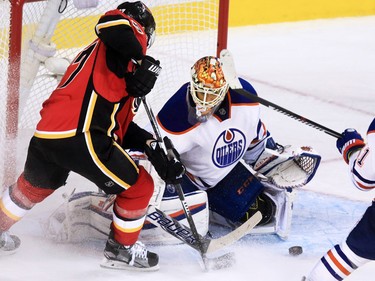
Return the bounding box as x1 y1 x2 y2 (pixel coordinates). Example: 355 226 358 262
0 0 221 186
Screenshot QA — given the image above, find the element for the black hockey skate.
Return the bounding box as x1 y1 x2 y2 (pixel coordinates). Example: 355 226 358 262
241 193 276 226
101 232 159 271
0 231 21 255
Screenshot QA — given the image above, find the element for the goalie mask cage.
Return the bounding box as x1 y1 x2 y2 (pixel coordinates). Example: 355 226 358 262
0 0 229 188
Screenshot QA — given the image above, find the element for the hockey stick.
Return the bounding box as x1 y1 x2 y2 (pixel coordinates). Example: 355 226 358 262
220 49 342 139
140 96 209 268
141 96 262 269
147 205 261 270
146 205 262 255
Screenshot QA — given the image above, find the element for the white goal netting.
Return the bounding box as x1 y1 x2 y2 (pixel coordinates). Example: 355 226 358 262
0 0 223 188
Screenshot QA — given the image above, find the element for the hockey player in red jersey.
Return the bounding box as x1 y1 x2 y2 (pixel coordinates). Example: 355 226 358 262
304 118 375 281
0 1 184 271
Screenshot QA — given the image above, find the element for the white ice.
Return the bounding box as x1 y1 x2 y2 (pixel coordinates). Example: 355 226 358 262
1 16 375 281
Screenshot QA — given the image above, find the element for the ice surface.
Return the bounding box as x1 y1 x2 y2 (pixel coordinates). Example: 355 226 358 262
1 16 375 281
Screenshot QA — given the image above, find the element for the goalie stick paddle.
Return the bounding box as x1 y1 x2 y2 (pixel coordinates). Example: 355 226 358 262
146 205 262 255
219 49 342 139
146 207 261 270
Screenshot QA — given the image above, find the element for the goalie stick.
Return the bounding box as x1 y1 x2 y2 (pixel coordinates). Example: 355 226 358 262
141 96 262 269
219 49 342 139
147 205 262 255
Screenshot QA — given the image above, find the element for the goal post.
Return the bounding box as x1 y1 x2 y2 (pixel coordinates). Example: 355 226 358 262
217 0 229 56
0 0 229 188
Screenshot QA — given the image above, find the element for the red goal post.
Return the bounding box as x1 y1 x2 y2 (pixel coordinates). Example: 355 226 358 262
0 0 229 188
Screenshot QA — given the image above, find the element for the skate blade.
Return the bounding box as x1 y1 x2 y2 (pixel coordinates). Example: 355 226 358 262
100 257 160 272
0 248 19 256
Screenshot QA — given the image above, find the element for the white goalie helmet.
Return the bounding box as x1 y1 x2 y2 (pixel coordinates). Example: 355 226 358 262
190 56 229 116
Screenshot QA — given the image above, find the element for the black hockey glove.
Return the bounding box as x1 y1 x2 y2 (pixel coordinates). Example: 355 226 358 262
144 139 185 184
126 55 161 97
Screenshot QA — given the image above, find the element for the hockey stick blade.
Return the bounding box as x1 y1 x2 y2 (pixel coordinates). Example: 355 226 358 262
220 49 342 139
146 206 262 254
205 210 262 254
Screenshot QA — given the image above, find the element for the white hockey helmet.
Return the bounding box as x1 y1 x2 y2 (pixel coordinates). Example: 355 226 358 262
190 56 229 116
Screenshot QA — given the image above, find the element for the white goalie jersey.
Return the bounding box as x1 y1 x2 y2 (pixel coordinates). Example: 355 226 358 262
156 80 320 191
156 80 264 190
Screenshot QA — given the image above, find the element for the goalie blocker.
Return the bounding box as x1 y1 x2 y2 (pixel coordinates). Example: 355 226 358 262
43 144 320 243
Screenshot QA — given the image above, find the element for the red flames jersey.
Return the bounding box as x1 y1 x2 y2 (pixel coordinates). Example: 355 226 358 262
35 9 148 144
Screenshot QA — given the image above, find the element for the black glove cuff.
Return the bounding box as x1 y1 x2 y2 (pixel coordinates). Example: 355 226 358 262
126 56 162 97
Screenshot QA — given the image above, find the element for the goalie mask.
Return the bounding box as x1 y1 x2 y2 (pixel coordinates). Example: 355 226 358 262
190 56 229 119
117 1 156 48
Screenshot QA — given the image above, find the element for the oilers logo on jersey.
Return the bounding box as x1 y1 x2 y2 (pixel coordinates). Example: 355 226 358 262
212 128 246 167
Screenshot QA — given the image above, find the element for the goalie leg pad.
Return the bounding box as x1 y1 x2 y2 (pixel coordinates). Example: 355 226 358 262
43 191 113 243
206 162 265 223
249 185 297 240
141 177 209 244
209 183 297 240
43 176 209 245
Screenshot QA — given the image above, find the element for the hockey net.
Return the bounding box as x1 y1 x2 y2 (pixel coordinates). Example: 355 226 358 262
0 0 228 188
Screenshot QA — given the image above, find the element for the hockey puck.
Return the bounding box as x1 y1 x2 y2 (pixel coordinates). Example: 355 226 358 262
289 246 303 256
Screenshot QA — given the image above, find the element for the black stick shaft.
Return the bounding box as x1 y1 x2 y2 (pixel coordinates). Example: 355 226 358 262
232 88 342 139
141 97 208 262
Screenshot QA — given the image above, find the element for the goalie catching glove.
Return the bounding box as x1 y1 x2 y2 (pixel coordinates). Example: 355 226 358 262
246 144 321 189
126 55 161 97
145 137 185 184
